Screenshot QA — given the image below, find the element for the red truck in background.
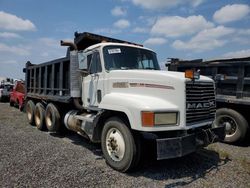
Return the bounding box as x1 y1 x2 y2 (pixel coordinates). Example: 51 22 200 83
9 81 25 111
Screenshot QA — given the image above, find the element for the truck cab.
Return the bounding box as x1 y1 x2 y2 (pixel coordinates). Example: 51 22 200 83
78 42 216 132
80 43 160 107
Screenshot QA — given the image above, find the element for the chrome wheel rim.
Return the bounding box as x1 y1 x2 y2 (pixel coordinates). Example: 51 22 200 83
46 110 52 127
27 104 32 120
106 128 125 162
35 109 41 125
218 115 237 137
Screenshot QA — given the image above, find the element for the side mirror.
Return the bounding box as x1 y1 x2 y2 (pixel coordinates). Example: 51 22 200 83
78 52 87 70
78 52 89 76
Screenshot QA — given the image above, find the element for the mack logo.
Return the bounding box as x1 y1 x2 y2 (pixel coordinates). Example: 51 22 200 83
187 101 215 109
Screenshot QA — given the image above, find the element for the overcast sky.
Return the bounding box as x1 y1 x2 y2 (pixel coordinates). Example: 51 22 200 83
0 0 249 79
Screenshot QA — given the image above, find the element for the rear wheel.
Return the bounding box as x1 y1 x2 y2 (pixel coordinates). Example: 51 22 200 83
215 108 248 143
101 117 141 172
34 103 46 130
45 103 61 132
26 100 35 125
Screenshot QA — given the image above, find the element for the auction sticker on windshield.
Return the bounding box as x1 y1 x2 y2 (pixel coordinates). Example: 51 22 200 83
108 48 121 54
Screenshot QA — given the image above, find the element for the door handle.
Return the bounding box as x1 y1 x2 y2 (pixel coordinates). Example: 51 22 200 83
97 90 102 103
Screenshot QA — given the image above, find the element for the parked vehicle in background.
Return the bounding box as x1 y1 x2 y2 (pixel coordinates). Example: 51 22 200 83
0 83 14 102
10 80 25 111
168 57 250 143
23 32 225 172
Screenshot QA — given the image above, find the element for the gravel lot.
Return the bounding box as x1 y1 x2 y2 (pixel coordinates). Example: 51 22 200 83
0 102 249 188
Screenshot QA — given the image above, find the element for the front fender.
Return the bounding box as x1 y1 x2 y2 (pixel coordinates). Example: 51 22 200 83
99 93 179 131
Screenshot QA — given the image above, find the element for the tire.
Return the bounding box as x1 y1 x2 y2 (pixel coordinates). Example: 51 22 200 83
101 117 141 172
34 103 46 130
19 102 24 111
45 103 61 132
26 100 35 125
16 99 19 109
215 108 248 143
9 100 14 107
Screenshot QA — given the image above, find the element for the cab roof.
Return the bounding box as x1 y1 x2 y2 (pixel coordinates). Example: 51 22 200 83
83 42 154 53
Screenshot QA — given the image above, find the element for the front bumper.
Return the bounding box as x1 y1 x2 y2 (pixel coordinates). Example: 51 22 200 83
156 126 225 160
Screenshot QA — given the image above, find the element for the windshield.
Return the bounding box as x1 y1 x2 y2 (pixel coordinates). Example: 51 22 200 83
103 45 160 71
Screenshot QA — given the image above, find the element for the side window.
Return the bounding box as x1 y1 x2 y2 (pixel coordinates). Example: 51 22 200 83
87 54 92 70
89 52 102 74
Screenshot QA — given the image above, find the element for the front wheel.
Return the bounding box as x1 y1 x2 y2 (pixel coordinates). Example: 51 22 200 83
101 117 141 172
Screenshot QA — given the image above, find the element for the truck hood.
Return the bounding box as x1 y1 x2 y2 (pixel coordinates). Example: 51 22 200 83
107 69 212 85
101 69 214 130
106 69 213 110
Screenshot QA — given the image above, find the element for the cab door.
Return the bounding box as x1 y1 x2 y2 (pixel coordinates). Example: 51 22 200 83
83 51 104 108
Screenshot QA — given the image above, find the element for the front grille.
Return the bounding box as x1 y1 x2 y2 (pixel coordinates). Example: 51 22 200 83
186 81 216 125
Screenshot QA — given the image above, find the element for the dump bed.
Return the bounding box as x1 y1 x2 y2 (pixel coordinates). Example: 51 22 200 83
168 57 250 105
25 32 142 103
25 57 71 102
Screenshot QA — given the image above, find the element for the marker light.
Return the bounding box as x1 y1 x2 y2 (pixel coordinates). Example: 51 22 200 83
185 69 200 80
141 112 154 127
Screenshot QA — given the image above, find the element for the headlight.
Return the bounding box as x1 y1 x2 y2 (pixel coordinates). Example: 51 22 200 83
155 112 177 125
141 112 178 127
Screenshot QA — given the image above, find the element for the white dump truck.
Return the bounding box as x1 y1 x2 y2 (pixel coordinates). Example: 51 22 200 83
24 32 225 172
